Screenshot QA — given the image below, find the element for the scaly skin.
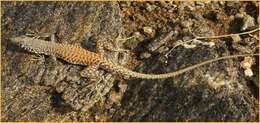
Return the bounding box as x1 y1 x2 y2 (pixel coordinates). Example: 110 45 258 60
10 36 258 79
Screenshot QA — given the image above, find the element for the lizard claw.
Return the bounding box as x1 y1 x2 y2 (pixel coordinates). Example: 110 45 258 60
26 29 54 40
28 54 45 64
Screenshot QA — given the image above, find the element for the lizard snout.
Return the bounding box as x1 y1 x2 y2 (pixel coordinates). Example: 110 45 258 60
10 36 25 44
10 36 31 46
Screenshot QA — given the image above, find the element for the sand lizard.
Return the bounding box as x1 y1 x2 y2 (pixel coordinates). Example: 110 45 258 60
10 35 258 79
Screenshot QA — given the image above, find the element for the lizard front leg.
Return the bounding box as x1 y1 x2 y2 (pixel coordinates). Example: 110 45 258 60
26 31 58 61
26 29 53 39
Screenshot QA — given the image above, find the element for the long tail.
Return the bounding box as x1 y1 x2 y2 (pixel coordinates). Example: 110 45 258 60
108 54 259 79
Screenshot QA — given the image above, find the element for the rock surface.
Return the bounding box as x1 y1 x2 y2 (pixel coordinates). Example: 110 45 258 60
1 1 259 121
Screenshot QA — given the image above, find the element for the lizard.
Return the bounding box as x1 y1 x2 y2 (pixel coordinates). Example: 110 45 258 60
10 35 259 80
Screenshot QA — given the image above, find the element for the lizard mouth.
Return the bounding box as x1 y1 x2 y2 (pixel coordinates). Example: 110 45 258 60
10 37 19 43
10 36 25 44
10 36 31 46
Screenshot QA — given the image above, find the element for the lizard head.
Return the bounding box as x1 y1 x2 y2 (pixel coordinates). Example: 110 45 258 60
10 35 54 55
10 36 44 53
10 36 30 46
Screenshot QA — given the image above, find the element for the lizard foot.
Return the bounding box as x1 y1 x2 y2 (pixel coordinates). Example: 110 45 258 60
29 54 45 64
26 29 54 40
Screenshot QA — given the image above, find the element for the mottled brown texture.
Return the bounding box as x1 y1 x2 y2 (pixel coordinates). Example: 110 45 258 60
2 1 259 122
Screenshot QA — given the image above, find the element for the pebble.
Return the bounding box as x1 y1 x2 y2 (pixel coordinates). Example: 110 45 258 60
240 56 255 77
143 26 154 35
235 12 256 31
241 14 256 31
231 34 241 43
146 4 156 12
240 56 254 69
140 52 152 59
168 8 174 13
218 1 225 6
134 31 145 41
195 1 205 8
181 19 193 28
244 69 253 77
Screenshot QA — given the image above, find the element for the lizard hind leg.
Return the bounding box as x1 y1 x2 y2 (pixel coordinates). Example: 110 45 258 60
80 64 104 82
96 39 130 55
96 39 131 65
